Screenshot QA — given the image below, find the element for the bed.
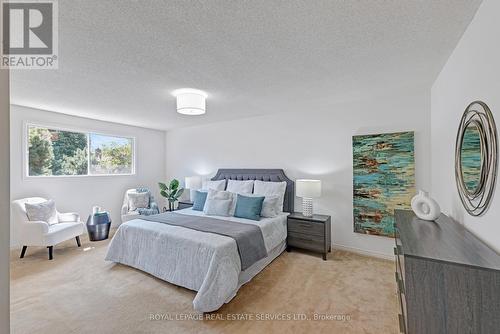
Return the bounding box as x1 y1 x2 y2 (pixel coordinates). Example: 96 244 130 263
105 169 294 312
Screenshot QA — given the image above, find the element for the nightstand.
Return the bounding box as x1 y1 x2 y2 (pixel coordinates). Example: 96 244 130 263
177 200 194 210
286 212 331 260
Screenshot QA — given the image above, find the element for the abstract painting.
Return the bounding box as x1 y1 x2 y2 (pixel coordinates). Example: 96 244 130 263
353 131 415 237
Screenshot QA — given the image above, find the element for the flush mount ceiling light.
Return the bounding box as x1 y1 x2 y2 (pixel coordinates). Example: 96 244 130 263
173 88 208 115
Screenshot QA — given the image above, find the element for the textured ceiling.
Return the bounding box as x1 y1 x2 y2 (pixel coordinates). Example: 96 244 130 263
10 0 482 130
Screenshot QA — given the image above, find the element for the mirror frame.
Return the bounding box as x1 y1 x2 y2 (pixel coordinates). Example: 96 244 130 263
455 101 498 216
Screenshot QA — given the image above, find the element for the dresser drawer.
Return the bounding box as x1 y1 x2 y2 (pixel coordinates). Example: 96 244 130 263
287 231 325 252
288 218 324 237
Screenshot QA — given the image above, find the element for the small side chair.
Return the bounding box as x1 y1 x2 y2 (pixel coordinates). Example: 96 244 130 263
12 197 85 260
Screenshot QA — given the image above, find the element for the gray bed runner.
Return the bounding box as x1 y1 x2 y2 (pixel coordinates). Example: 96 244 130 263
140 212 268 270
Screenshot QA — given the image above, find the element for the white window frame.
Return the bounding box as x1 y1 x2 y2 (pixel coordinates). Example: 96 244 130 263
24 121 136 178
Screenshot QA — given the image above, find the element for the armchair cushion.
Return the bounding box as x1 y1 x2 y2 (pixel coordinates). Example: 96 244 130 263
25 199 58 225
121 211 140 223
45 222 85 246
58 212 80 223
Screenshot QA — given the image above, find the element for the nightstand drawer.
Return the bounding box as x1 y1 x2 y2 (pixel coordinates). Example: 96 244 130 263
177 202 193 210
288 218 324 236
287 232 325 252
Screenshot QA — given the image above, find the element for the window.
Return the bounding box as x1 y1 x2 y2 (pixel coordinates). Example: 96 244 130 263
27 124 135 177
27 126 88 176
90 133 134 175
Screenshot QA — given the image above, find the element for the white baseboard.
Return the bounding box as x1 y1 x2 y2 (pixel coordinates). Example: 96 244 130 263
9 239 393 260
331 243 393 261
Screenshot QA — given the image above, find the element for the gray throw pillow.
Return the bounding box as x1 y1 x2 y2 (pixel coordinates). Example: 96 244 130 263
128 192 150 211
25 200 58 225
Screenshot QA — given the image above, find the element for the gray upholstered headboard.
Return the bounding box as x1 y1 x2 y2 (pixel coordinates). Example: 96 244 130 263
211 169 295 213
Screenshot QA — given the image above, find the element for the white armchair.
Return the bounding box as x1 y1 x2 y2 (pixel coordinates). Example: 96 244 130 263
121 188 160 223
12 197 85 260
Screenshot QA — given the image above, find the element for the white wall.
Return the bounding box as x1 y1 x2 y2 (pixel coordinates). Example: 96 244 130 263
0 70 10 334
431 0 500 252
10 105 166 247
166 87 431 258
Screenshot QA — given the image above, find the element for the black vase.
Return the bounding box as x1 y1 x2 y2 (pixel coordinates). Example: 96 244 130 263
86 213 112 241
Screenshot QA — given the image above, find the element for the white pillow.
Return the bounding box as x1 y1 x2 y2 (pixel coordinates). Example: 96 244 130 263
202 179 226 191
204 199 232 216
206 189 232 201
253 180 287 212
226 180 254 194
128 192 149 211
203 189 235 216
244 194 280 218
25 199 59 225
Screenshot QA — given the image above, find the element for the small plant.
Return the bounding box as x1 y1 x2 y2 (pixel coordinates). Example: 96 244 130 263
159 179 184 211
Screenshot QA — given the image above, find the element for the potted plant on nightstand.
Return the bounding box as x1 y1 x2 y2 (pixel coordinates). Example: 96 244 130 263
159 179 184 212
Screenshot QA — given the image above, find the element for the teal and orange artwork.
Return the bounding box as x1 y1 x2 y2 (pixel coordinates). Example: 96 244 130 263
353 131 415 237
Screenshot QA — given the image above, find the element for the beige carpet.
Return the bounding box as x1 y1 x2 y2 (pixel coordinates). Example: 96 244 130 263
10 232 398 334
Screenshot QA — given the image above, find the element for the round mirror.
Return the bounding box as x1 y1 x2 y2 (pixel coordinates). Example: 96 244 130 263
455 101 498 216
460 121 483 194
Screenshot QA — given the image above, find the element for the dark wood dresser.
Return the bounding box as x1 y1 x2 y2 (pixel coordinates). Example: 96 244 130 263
394 210 500 334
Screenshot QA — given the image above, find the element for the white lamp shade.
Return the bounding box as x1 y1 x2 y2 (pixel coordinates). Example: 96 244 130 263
296 179 322 198
174 88 207 115
185 176 202 190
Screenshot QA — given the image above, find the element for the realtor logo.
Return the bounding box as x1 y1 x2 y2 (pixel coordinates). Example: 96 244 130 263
1 0 58 69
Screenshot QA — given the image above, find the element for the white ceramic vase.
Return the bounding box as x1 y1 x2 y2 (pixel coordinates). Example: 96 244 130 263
410 190 441 221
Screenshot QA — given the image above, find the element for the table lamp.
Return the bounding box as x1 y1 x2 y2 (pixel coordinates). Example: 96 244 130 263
185 176 202 201
296 179 322 217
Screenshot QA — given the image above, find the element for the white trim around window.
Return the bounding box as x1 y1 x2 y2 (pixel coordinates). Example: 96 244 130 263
23 121 137 179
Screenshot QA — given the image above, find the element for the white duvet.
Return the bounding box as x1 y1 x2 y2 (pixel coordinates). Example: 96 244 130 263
105 209 288 312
